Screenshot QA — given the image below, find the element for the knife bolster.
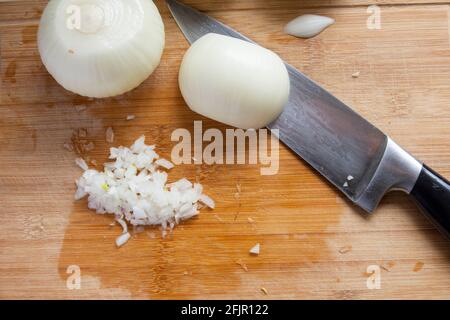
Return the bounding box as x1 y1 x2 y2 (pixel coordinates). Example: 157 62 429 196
354 138 422 212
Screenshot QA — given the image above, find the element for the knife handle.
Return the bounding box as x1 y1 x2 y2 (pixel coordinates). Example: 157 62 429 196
410 164 450 238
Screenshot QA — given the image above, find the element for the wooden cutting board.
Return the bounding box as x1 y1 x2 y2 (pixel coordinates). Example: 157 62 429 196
1 0 450 299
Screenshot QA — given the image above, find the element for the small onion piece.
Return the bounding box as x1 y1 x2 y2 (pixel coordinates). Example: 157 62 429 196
155 158 175 170
179 33 290 129
116 232 131 247
249 243 260 255
75 157 88 171
284 14 335 39
38 0 165 98
199 194 215 209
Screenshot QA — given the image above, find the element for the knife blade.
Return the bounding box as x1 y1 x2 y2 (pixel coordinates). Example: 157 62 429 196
166 0 450 237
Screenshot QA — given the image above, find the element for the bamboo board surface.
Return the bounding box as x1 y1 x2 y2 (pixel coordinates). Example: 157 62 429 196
1 0 450 299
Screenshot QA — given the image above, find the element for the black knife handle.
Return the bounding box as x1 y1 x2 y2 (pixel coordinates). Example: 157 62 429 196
410 164 450 238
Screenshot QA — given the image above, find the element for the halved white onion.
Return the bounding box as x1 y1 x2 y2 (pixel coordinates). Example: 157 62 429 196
38 0 165 98
179 33 290 129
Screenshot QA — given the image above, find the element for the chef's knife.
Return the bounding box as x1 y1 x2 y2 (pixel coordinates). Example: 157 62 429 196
166 0 450 238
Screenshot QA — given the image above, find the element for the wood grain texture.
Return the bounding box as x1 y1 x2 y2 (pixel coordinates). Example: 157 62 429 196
1 0 450 299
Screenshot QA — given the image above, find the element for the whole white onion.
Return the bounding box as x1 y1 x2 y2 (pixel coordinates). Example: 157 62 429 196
38 0 165 98
179 33 290 129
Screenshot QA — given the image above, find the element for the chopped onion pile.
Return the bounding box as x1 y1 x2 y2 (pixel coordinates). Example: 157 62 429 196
74 136 214 245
